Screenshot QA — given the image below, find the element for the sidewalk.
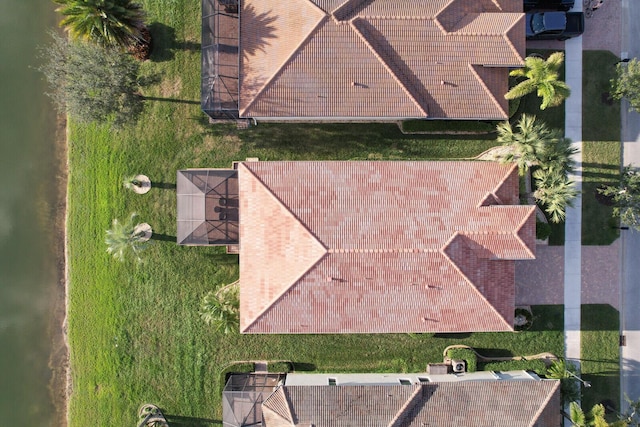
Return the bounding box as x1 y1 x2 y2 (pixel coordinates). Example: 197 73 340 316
620 0 640 412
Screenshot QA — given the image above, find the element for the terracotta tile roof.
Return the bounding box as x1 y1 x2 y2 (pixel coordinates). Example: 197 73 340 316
262 381 561 426
238 161 535 334
239 0 525 120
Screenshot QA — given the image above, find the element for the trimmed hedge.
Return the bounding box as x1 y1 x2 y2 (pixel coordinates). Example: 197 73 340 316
481 359 547 376
218 362 255 394
536 221 552 240
447 348 477 372
401 120 497 134
268 361 293 373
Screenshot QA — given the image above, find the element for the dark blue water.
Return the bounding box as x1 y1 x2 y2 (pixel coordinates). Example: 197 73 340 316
0 1 63 425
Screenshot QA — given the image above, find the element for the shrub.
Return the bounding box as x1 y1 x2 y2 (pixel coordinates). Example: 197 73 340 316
447 348 477 372
482 359 547 375
268 362 293 373
401 120 496 134
536 220 552 240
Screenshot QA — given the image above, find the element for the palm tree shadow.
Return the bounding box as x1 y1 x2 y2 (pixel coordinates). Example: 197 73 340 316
153 181 177 190
165 415 221 426
148 22 201 62
151 233 176 242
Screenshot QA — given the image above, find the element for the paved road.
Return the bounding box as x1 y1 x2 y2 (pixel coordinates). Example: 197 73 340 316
620 0 640 412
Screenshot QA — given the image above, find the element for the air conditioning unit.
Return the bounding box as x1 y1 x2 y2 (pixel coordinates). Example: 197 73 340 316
451 360 466 373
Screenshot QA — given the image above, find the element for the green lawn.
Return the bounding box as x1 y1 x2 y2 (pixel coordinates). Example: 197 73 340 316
581 305 620 412
581 51 622 245
65 4 565 426
582 141 621 245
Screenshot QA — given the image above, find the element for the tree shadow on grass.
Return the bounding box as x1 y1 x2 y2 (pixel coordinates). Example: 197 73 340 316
164 414 221 426
292 362 317 371
207 253 239 264
149 22 201 62
433 332 471 339
151 233 176 242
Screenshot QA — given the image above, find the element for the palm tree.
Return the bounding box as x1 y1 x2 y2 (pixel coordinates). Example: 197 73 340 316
533 168 578 223
546 359 581 404
569 402 628 427
54 0 146 49
497 114 562 175
505 52 571 110
537 135 579 175
105 212 152 262
200 280 240 334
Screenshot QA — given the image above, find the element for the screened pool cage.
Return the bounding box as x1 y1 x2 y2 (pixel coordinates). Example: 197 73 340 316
222 374 284 427
202 0 240 120
176 169 239 245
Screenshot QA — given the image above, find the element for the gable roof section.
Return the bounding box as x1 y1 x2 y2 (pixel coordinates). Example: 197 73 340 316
239 0 525 120
238 161 535 334
262 381 561 426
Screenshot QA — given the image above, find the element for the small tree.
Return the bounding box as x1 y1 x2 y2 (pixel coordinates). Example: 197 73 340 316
533 168 578 223
497 114 570 175
599 167 640 230
505 52 571 110
546 359 580 404
54 0 146 49
200 280 240 334
611 58 640 112
569 402 628 427
38 32 144 127
105 212 152 262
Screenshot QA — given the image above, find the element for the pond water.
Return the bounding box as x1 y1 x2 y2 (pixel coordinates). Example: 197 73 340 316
0 1 64 426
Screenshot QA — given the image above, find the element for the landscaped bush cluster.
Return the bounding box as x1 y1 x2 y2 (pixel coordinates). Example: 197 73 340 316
447 348 477 372
536 220 552 240
218 362 255 393
401 120 497 134
481 359 547 375
268 362 293 373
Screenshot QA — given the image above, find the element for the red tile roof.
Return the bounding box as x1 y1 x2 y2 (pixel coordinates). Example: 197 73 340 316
239 0 525 120
238 161 535 334
262 381 561 426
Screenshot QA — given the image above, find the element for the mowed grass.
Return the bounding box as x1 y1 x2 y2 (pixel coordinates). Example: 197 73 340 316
581 51 622 245
581 305 620 412
582 141 621 245
65 3 562 426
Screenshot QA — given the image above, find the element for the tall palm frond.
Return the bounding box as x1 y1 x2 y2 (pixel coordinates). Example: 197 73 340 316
533 168 578 223
105 212 150 262
497 114 560 175
570 402 587 427
54 0 146 48
200 281 240 334
505 52 571 110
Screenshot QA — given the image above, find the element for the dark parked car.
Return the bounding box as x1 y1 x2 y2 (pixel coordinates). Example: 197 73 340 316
525 11 585 40
524 0 575 11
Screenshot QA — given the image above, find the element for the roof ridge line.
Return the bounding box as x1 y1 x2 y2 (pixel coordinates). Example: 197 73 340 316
503 14 526 63
263 386 295 425
468 64 508 119
240 14 328 116
349 17 428 117
440 233 513 330
513 205 537 259
241 253 328 333
528 381 561 427
327 248 440 253
387 385 422 427
239 164 327 333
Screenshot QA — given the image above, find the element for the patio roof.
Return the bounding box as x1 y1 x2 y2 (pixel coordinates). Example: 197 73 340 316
176 169 239 245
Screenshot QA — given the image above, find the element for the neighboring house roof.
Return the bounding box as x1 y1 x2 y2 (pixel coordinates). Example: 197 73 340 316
261 380 561 426
238 161 535 334
239 0 525 120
